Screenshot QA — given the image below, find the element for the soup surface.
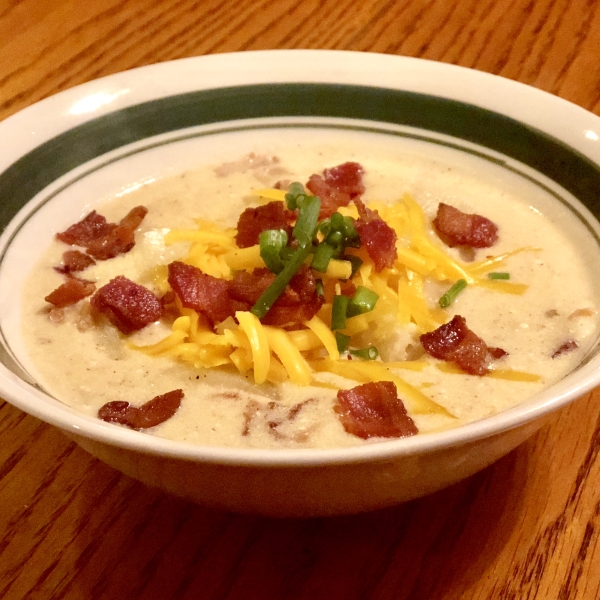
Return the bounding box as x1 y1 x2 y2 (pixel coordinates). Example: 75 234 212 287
20 131 600 448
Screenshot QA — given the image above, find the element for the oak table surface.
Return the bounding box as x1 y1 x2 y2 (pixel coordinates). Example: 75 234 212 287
1 1 600 598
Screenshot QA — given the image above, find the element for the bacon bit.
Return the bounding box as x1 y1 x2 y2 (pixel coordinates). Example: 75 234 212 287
160 290 176 306
235 201 295 248
545 309 560 318
420 315 505 376
118 205 148 231
339 280 357 298
85 224 135 260
229 269 275 305
334 381 418 439
488 347 509 359
274 179 292 190
283 265 318 304
168 261 234 326
56 211 113 246
306 162 365 219
45 276 96 307
261 294 324 327
98 389 183 429
354 199 398 272
552 340 578 358
56 206 148 260
91 276 163 335
433 203 498 249
55 250 96 274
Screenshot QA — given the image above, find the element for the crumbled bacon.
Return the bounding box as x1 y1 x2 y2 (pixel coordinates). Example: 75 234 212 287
354 199 398 272
229 269 276 306
552 340 578 358
56 211 112 246
235 201 295 248
55 250 96 274
45 276 96 307
262 294 324 327
433 203 498 249
420 315 506 376
167 261 234 326
56 206 148 260
334 381 418 439
488 346 509 359
91 276 163 334
98 389 183 429
118 205 148 231
85 224 135 260
86 206 149 260
339 280 357 298
306 162 365 219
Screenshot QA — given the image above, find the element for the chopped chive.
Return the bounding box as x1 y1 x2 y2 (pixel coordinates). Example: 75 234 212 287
279 246 295 262
330 211 344 231
315 279 325 298
350 346 379 360
251 244 313 319
439 278 468 308
347 285 379 317
335 332 351 353
292 195 321 248
488 272 510 280
259 229 288 273
331 294 349 330
284 182 306 210
344 237 362 249
311 242 336 272
342 216 358 239
344 255 363 277
325 230 344 247
318 220 331 237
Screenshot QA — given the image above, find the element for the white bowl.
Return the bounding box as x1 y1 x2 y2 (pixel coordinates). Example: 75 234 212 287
1 50 600 517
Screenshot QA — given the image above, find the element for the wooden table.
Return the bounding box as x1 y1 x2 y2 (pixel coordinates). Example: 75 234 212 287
1 1 600 598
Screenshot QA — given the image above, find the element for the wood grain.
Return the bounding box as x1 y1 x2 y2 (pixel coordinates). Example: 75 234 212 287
1 0 600 598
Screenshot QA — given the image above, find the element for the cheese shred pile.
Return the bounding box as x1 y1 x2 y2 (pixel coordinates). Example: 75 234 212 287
129 191 539 416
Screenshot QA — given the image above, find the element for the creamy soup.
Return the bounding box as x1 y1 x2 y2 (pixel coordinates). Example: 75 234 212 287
20 134 600 449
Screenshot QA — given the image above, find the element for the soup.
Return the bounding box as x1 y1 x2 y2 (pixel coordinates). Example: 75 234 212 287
20 134 600 449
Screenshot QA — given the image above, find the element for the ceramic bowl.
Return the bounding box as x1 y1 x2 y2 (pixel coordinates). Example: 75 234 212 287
1 50 600 517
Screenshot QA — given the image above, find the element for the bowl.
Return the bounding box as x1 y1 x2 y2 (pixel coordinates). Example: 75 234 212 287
1 50 600 517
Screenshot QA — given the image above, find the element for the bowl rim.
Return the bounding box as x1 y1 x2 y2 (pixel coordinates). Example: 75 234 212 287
2 48 600 467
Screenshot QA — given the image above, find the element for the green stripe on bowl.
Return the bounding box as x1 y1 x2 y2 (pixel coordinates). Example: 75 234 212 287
1 83 600 229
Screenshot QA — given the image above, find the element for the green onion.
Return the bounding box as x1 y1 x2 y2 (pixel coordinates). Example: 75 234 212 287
325 230 344 247
335 332 351 353
347 285 379 317
251 244 313 319
488 272 510 280
350 346 379 360
311 242 336 272
284 182 306 210
259 229 288 273
342 216 359 239
292 196 321 248
318 220 331 237
331 294 349 330
344 255 363 278
439 279 468 308
330 211 344 231
315 279 325 298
